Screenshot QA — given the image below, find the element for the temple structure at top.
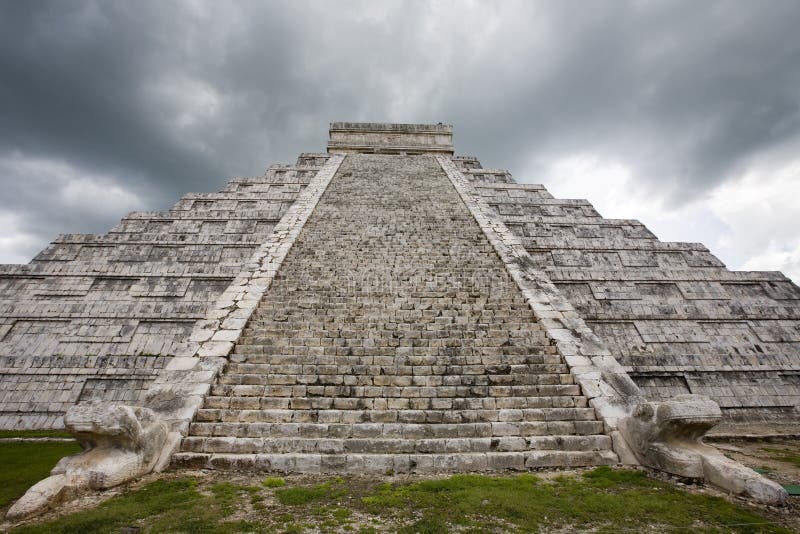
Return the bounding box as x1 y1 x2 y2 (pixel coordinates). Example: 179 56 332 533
327 121 454 155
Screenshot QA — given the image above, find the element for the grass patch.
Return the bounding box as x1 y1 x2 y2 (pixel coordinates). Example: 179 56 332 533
0 430 73 439
210 482 261 517
275 481 344 505
262 476 286 488
0 441 81 508
13 478 264 534
7 467 790 533
363 467 790 533
763 448 800 468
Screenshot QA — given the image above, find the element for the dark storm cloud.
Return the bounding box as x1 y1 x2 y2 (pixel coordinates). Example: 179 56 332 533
441 1 800 201
1 0 800 263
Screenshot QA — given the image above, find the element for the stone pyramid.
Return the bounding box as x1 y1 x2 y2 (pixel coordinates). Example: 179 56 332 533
0 122 798 476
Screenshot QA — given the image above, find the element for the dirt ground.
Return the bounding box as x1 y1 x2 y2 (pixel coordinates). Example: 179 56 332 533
709 437 800 489
705 436 800 529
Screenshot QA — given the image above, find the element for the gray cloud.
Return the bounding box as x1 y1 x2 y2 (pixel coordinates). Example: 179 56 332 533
2 0 800 276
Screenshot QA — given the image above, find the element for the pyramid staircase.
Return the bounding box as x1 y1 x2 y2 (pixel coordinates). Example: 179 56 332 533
172 154 617 473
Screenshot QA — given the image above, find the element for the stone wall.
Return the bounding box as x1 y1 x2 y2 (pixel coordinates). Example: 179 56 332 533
0 153 331 429
452 157 800 426
0 120 797 433
328 122 453 155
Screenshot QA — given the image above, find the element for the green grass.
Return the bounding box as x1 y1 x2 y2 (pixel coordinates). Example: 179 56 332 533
0 441 81 508
364 467 790 533
210 482 262 517
13 479 266 534
11 477 351 532
262 476 286 488
7 467 791 533
0 430 73 439
275 480 345 505
762 448 800 468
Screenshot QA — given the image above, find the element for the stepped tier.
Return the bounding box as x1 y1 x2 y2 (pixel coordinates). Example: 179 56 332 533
0 122 796 437
451 160 800 423
0 155 333 428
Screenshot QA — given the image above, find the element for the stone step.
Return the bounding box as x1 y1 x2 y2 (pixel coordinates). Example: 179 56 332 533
246 294 530 302
244 317 542 327
201 395 589 411
238 324 552 333
231 345 551 356
186 420 607 439
246 313 541 322
180 434 613 455
245 314 543 324
215 374 576 388
223 362 570 376
244 323 540 331
250 296 533 302
228 352 559 361
194 407 599 424
245 318 540 326
171 449 619 473
228 353 563 365
209 383 581 398
180 155 617 474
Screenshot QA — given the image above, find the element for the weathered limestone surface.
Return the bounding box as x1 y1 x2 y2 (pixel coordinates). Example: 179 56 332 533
5 154 345 519
328 122 453 155
453 157 800 429
440 155 788 503
0 153 331 429
618 394 786 503
173 154 617 472
141 153 345 439
1 122 797 509
6 403 169 519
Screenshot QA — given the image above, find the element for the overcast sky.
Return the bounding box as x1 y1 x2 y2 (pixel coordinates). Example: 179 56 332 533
1 0 799 282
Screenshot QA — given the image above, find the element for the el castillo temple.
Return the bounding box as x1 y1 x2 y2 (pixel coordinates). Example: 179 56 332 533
2 122 798 516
